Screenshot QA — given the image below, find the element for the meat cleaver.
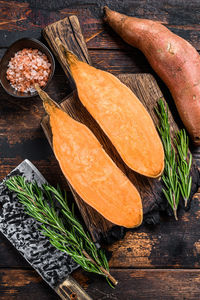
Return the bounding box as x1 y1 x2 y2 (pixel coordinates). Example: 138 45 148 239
0 159 92 300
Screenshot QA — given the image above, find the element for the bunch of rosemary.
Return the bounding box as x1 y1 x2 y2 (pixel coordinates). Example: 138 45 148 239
6 176 117 287
155 99 192 220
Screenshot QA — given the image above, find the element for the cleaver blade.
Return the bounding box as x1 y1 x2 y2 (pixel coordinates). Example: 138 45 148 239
0 159 92 300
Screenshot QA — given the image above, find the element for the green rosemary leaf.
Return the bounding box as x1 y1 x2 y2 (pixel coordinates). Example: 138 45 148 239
187 176 192 200
175 129 192 207
155 100 179 219
155 99 193 217
5 176 117 287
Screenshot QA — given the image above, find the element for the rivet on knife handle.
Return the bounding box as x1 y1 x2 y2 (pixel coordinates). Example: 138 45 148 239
56 275 93 300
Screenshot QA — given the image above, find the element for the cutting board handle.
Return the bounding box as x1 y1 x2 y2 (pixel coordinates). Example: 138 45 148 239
56 275 93 300
43 15 92 88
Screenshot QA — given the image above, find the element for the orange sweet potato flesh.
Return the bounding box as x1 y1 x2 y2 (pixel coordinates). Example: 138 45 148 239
104 6 200 146
57 39 164 178
36 86 143 228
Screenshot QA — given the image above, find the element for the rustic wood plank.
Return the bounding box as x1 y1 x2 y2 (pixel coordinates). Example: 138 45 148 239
1 268 200 299
41 73 200 242
43 15 91 87
1 2 200 49
107 193 200 268
82 268 200 300
89 49 152 74
0 269 58 300
1 189 200 269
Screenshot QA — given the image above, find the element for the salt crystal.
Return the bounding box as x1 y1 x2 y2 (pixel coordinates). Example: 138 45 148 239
6 48 51 93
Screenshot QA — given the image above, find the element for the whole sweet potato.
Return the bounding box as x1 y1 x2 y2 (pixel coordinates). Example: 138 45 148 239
104 6 200 146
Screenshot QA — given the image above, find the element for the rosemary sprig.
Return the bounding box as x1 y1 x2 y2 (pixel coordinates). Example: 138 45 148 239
155 99 180 220
5 176 117 287
175 129 192 207
155 99 192 219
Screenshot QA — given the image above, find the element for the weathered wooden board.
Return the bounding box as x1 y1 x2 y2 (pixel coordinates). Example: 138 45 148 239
1 1 200 50
1 186 200 269
41 73 200 242
40 16 200 243
1 268 200 300
43 15 92 88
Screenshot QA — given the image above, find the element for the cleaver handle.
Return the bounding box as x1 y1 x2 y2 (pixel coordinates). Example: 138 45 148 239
56 275 93 300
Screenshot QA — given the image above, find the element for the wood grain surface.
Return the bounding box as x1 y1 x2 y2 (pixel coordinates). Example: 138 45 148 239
1 1 200 50
1 268 200 300
43 15 92 88
1 1 200 299
41 73 200 242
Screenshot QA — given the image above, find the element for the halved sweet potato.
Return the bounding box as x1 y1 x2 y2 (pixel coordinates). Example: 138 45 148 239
36 85 143 228
57 39 164 178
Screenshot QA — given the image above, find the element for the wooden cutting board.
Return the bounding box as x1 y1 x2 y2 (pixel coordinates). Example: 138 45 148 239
41 16 200 243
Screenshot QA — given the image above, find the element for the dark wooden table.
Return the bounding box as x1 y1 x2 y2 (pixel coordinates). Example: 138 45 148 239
1 1 200 299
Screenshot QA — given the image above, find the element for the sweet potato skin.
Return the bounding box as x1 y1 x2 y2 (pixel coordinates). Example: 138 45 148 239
104 6 200 146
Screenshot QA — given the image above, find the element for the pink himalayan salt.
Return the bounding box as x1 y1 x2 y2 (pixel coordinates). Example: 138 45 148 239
6 48 51 93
